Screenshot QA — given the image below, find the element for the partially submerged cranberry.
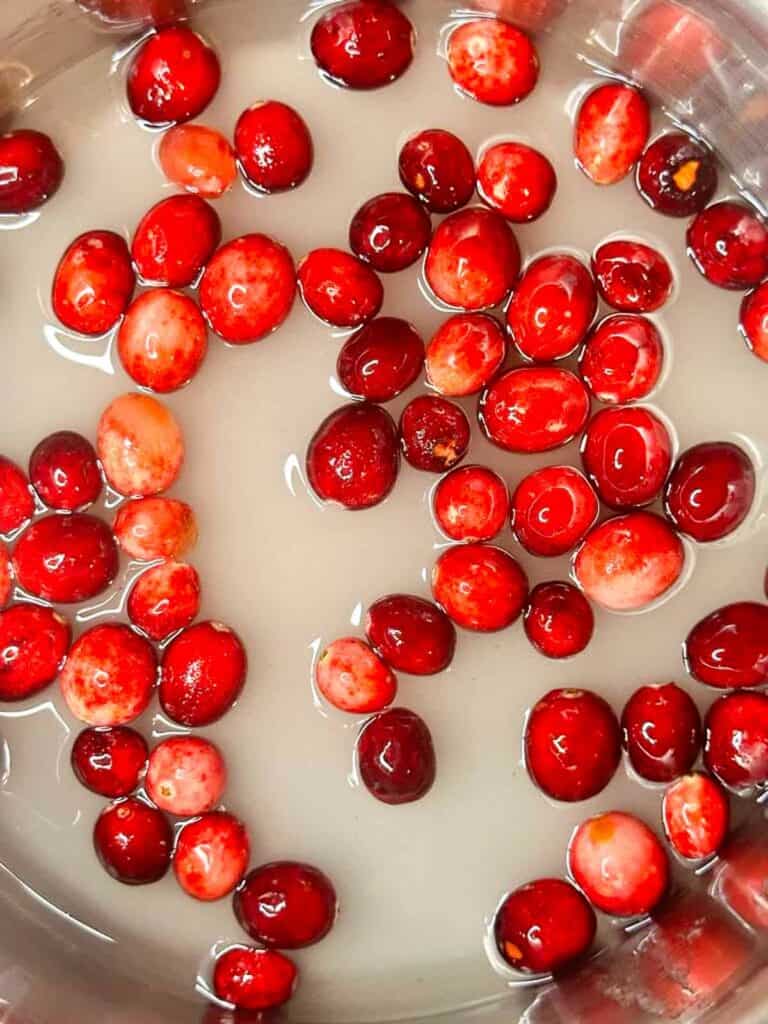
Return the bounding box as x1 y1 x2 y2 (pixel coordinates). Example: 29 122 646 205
146 734 226 816
398 129 475 213
480 367 589 453
511 465 598 557
574 82 650 185
621 682 701 783
126 25 220 125
97 392 184 497
506 254 596 361
592 239 673 313
12 513 118 603
715 834 768 929
704 692 768 791
399 395 470 473
235 101 313 193
234 861 337 949
447 19 539 106
524 582 594 659
0 129 64 214
337 317 423 402
113 496 197 561
297 248 383 328
117 288 208 393
477 141 556 222
158 123 237 199
0 456 34 535
740 282 768 362
29 431 102 512
687 201 768 290
173 811 250 901
94 797 172 884
663 772 729 861
636 131 718 217
213 946 297 1011
432 543 528 631
356 706 436 804
132 194 221 288
433 464 509 543
71 726 148 798
52 230 135 336
684 602 768 689
160 621 247 726
579 314 664 404
315 637 396 713
0 603 70 701
350 192 431 273
425 313 506 396
127 560 200 641
665 442 755 542
310 0 414 90
365 594 456 676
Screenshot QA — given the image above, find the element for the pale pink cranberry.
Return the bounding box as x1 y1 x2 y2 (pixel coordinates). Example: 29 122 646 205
740 281 768 362
365 594 456 676
704 692 768 792
234 861 337 949
433 464 509 543
432 543 528 632
621 682 701 783
665 442 755 542
0 456 34 535
174 811 250 901
297 248 383 328
213 946 297 1011
687 201 768 290
132 194 221 288
126 25 220 125
511 465 598 557
592 239 673 313
158 123 237 199
71 725 148 798
97 392 184 497
663 772 729 861
310 0 414 90
315 637 396 713
337 317 424 402
0 129 64 214
349 192 431 273
160 621 247 727
357 706 436 804
524 582 594 659
235 101 313 193
29 431 102 511
684 601 768 689
127 561 200 641
447 19 539 106
477 141 556 222
146 734 226 816
12 513 118 603
112 496 197 561
579 314 664 404
0 543 10 609
399 395 470 473
398 129 475 214
117 289 207 393
574 83 651 185
52 230 135 336
94 796 172 884
0 603 71 701
480 367 590 453
425 313 506 396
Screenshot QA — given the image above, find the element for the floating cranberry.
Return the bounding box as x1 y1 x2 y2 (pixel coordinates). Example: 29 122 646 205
636 131 718 217
357 706 436 804
174 811 250 901
687 201 768 290
663 773 729 861
433 464 509 543
447 19 539 106
494 878 596 974
158 123 237 199
52 230 135 336
0 129 64 214
398 129 475 213
425 314 506 397
235 101 313 193
704 692 768 791
477 141 556 222
126 25 220 125
398 395 470 473
113 496 197 562
349 192 431 273
306 403 399 510
97 392 184 497
366 594 456 676
0 603 70 701
579 314 664 404
213 946 297 1011
310 0 414 90
160 621 247 727
581 405 673 509
13 513 118 603
480 367 589 453
621 682 701 783
235 861 337 949
297 248 383 328
684 601 768 689
337 317 423 402
146 734 226 816
592 239 673 313
740 282 768 362
432 543 528 632
29 431 102 512
511 465 598 557
524 582 594 659
94 797 172 885
574 82 650 186
117 288 208 393
424 207 521 310
0 456 34 535
127 560 200 641
132 194 221 288
315 637 396 713
665 442 755 543
71 726 148 798
716 835 768 929
0 544 10 609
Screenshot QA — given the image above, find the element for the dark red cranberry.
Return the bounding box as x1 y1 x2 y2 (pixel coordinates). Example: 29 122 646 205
0 130 64 214
480 367 589 453
160 621 247 726
126 25 220 125
235 101 313 193
398 395 470 472
704 691 768 791
29 431 102 511
579 314 664 404
636 132 718 217
433 464 509 543
574 82 650 185
524 582 594 659
511 465 598 557
349 192 431 273
581 405 673 509
71 726 148 798
356 706 436 804
310 0 414 90
663 772 729 861
432 543 528 632
398 129 475 213
687 201 768 290
477 141 556 222
684 602 768 690
213 946 297 1011
306 403 399 509
337 317 423 401
132 194 221 289
0 456 34 535
0 603 70 702
447 19 539 106
366 594 456 676
234 862 337 949
52 230 135 336
425 313 506 397
94 797 173 884
592 239 673 313
621 682 701 783
297 248 383 328
740 282 768 363
525 688 620 802
12 513 118 603
665 442 755 542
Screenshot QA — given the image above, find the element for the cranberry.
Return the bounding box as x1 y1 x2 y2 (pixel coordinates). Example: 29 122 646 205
480 367 589 453
506 254 597 361
349 192 431 273
127 560 200 641
687 201 768 290
511 465 598 557
579 314 664 404
581 405 673 509
365 594 456 676
29 431 102 512
113 496 197 562
357 706 436 804
97 392 184 497
494 878 596 974
213 946 297 1011
704 692 768 791
306 403 399 510
0 604 70 701
337 317 423 402
477 141 556 222
592 239 673 313
158 123 237 199
432 543 528 632
398 129 475 214
71 726 148 798
433 464 509 543
0 456 34 535
160 621 247 726
425 313 506 397
621 682 701 783
716 835 768 929
524 582 594 659
663 772 729 861
447 19 539 106
311 0 413 89
684 601 768 690
525 688 620 801
146 734 226 816
132 194 221 288
636 132 718 217
0 129 64 214
199 234 296 344
574 82 650 186
12 513 118 603
297 248 383 328
173 811 250 901
0 544 10 609
235 101 313 193
94 796 172 884
740 282 768 362
315 637 396 713
126 25 220 125
234 861 337 948
52 230 135 336
117 288 208 393
398 395 470 473
424 207 521 310
665 442 755 543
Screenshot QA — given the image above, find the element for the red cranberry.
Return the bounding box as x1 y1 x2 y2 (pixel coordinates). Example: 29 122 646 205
477 141 556 222
687 201 768 290
447 19 539 106
704 692 768 791
511 465 598 557
52 230 135 336
579 314 664 404
665 442 755 543
506 254 597 361
297 248 383 328
117 288 208 392
425 207 521 310
0 129 64 214
568 811 669 916
71 726 148 798
365 594 456 676
12 513 118 603
160 621 247 726
636 132 718 217
310 0 414 90
716 835 768 929
480 367 589 453
525 688 620 801
740 282 768 362
132 194 221 288
684 602 768 690
592 239 673 313
494 878 596 974
158 123 237 199
234 861 337 949
398 129 475 214
213 946 297 1011
235 101 313 193
621 682 701 783
127 560 200 641
399 395 470 473
0 456 34 534
432 543 528 632
524 582 594 659
173 811 250 901
29 431 102 511
574 82 650 185
97 392 184 497
94 796 172 884
425 313 506 396
315 637 396 713
581 405 673 509
199 234 296 344
146 734 226 816
306 403 399 509
663 772 729 861
357 706 436 804
349 192 431 273
0 603 70 701
126 25 220 125
113 496 197 561
337 317 423 402
433 464 509 543
0 544 10 609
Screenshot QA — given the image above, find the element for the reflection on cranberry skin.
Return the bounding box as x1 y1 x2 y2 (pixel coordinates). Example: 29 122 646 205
398 129 475 214
310 0 415 90
684 602 768 689
621 682 701 783
356 706 436 804
480 367 589 453
704 691 768 791
579 314 664 405
506 254 596 361
687 201 768 291
665 442 755 542
574 83 650 186
524 582 594 659
512 465 598 558
662 772 729 861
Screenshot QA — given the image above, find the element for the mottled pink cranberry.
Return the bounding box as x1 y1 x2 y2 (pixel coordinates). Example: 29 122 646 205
398 129 475 213
127 560 200 641
234 861 337 949
357 706 436 804
447 19 539 106
337 317 423 401
349 192 431 273
173 811 250 901
235 101 313 193
684 602 768 689
113 496 197 561
132 195 221 288
213 946 297 1011
311 0 413 89
477 141 556 222
592 239 673 313
365 594 456 676
425 314 506 397
480 367 589 453
0 129 64 214
581 405 673 509
97 392 184 497
687 201 768 290
399 395 470 473
126 25 220 125
146 734 226 816
621 682 701 783
432 543 528 631
297 248 383 328
575 83 650 185
94 797 172 884
29 431 102 512
512 465 598 557
636 132 718 217
71 726 148 798
52 230 135 336
315 637 396 713
160 621 247 726
117 288 208 393
704 692 768 791
740 282 768 362
665 442 755 542
0 543 10 609
0 603 70 701
663 772 729 861
12 513 118 603
579 314 664 404
158 123 237 199
433 464 509 543
524 582 594 659
0 456 34 535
